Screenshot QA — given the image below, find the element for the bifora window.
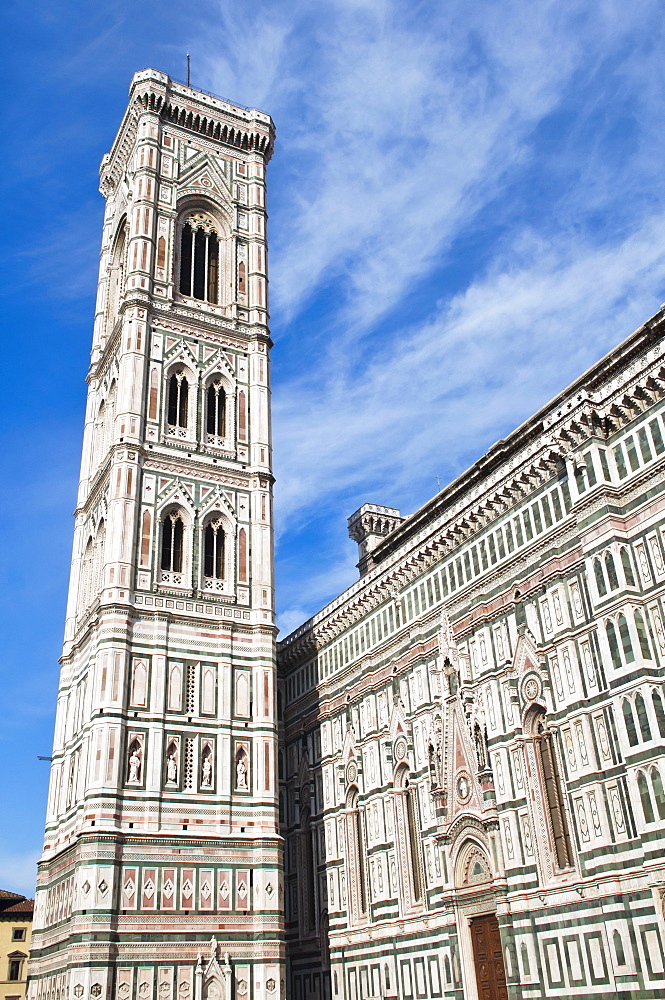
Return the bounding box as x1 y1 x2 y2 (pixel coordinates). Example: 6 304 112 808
204 518 225 579
206 381 226 437
179 213 219 304
161 512 184 573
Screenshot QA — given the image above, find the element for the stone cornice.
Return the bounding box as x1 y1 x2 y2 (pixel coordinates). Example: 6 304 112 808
100 69 274 197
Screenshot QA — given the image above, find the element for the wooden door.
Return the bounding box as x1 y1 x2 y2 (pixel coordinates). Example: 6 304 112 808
470 913 508 1000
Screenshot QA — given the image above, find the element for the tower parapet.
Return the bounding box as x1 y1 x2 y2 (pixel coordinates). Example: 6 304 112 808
348 502 403 575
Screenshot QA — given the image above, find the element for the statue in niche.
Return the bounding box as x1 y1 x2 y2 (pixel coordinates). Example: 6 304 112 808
128 744 141 783
236 752 248 789
166 751 178 784
201 751 213 788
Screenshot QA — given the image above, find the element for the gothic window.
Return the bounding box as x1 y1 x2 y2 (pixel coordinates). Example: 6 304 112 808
621 546 636 585
637 770 655 823
206 381 226 437
203 518 224 579
106 218 127 333
622 699 638 746
167 372 188 428
594 559 607 597
613 930 626 966
238 260 247 294
635 693 652 741
605 620 622 670
179 217 219 304
652 690 665 737
605 552 619 590
345 787 367 920
533 711 572 869
651 766 665 819
161 511 184 573
634 610 652 658
618 613 635 662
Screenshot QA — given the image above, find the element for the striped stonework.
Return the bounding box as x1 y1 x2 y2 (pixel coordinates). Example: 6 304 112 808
279 311 665 999
28 71 283 1000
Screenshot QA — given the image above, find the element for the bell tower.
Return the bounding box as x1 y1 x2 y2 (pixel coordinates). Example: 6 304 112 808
29 71 282 1000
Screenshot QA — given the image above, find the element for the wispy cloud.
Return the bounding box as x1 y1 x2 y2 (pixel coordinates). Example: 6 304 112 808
188 0 665 624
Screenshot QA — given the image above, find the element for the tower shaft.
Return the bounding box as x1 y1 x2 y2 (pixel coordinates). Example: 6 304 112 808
29 70 282 1000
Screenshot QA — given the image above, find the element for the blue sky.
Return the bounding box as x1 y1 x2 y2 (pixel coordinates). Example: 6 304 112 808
2 0 665 895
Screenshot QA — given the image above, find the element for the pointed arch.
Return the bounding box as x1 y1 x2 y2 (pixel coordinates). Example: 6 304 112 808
623 699 638 746
637 770 655 823
635 692 652 741
652 689 665 738
650 766 665 820
594 559 607 597
634 610 652 659
605 620 622 670
621 547 636 586
605 551 619 590
618 614 635 663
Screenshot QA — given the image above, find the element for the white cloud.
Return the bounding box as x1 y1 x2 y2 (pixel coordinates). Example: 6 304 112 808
273 212 665 530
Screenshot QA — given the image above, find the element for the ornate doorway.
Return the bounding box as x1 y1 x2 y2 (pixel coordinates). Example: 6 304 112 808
470 914 508 1000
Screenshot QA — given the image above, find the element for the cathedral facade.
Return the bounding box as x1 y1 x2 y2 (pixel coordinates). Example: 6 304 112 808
278 314 665 1000
29 69 665 1000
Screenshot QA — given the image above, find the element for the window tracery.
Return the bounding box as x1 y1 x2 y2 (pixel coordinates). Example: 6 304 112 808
179 213 219 304
161 510 185 585
206 380 227 444
167 371 189 432
203 517 225 591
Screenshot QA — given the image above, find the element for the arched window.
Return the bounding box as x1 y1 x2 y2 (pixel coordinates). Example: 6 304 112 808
179 217 219 304
107 218 127 332
651 767 665 820
161 511 184 573
634 610 652 659
203 518 224 580
613 930 626 966
652 690 665 738
637 770 655 823
621 547 636 586
167 372 188 428
206 381 226 437
618 614 634 663
622 699 638 746
605 552 619 591
594 559 607 596
635 693 652 741
533 711 572 869
605 620 622 670
345 787 367 920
